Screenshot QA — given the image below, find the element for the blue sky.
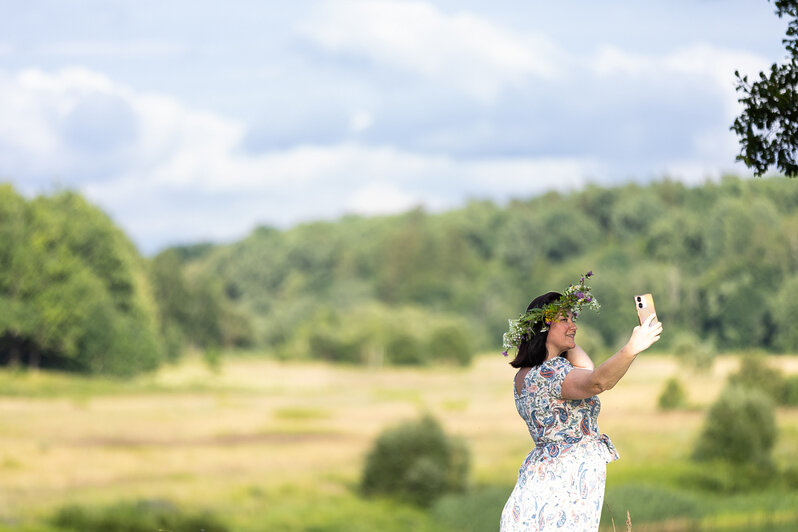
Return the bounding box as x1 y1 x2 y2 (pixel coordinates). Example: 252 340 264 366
0 1 789 253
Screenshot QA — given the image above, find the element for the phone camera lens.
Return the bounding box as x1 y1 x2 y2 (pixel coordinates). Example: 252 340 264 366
636 296 642 302
638 303 643 308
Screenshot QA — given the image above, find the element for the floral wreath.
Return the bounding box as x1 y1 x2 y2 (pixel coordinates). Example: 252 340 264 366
502 271 600 357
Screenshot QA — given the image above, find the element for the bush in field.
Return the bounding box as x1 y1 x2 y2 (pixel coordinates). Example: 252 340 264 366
432 485 510 532
727 354 787 404
672 331 716 373
782 375 798 406
657 377 687 410
284 303 477 367
783 463 798 490
361 414 469 506
686 461 777 493
427 324 473 366
692 385 777 466
770 274 798 352
601 484 700 526
51 499 229 532
729 354 798 407
308 328 363 364
386 332 425 366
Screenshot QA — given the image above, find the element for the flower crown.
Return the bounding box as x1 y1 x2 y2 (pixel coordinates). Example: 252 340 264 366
502 271 600 357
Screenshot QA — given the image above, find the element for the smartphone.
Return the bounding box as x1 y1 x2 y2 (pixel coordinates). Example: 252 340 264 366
634 293 658 326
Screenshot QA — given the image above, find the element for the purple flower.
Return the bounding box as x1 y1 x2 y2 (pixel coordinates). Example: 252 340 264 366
586 296 592 302
576 291 585 299
502 351 509 357
586 270 593 277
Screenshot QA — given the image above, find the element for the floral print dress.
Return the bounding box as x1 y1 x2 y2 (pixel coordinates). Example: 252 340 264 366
500 356 619 532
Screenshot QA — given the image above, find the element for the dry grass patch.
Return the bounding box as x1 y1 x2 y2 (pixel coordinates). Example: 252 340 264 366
0 353 797 526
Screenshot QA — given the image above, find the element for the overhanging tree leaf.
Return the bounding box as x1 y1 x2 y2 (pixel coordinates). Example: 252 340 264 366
732 0 798 177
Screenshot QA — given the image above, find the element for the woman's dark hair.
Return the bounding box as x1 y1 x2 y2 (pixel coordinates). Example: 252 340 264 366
509 291 562 369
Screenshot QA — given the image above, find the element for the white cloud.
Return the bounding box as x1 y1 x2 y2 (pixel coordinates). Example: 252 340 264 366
593 43 768 83
84 139 600 250
0 65 603 250
349 110 374 133
0 70 62 159
664 44 768 85
301 0 562 102
0 36 768 252
592 45 651 79
39 40 187 58
664 44 771 120
589 43 773 165
19 67 118 94
592 43 769 111
345 182 421 215
461 157 601 196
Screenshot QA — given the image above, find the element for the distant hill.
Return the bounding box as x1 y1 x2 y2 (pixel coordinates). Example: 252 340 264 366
5 176 797 374
170 175 798 364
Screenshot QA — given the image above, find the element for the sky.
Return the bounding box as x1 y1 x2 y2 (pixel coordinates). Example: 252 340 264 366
0 1 790 254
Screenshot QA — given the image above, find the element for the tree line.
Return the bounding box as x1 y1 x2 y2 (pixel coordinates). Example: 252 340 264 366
183 175 798 365
1 175 797 376
0 185 248 375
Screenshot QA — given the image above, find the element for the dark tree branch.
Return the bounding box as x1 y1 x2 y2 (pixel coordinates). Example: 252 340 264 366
732 0 798 177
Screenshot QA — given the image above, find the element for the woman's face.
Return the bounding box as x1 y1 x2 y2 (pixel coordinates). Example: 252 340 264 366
546 311 577 353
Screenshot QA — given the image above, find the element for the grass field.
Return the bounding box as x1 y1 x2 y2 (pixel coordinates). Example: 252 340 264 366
1 352 797 531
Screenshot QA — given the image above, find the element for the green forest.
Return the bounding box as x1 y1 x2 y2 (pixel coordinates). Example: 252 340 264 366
2 175 798 376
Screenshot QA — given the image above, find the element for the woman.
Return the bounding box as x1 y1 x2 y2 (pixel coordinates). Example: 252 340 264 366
499 274 662 531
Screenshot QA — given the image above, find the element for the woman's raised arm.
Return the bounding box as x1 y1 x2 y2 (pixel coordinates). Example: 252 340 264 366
561 315 662 400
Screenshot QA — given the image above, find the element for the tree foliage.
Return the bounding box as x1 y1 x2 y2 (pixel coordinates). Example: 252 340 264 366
149 248 253 359
52 499 230 532
732 0 798 177
361 414 469 506
693 385 777 466
771 272 798 351
0 186 163 375
658 377 688 410
161 175 798 365
728 354 798 406
4 175 798 374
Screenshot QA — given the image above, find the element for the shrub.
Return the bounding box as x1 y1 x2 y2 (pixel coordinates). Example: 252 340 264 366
308 329 363 363
51 499 229 532
431 485 509 532
601 483 700 525
672 331 716 373
657 377 687 410
361 414 469 506
386 332 426 366
781 462 798 489
692 385 777 466
427 324 473 367
781 375 798 406
684 461 777 493
727 354 786 404
770 273 798 352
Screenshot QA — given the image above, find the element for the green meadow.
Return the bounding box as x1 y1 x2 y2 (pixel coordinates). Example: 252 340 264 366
1 352 797 532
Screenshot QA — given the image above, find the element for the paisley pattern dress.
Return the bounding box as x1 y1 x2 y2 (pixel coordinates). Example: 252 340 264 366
500 356 619 531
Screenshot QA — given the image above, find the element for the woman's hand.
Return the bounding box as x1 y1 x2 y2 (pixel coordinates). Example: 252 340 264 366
625 314 663 356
